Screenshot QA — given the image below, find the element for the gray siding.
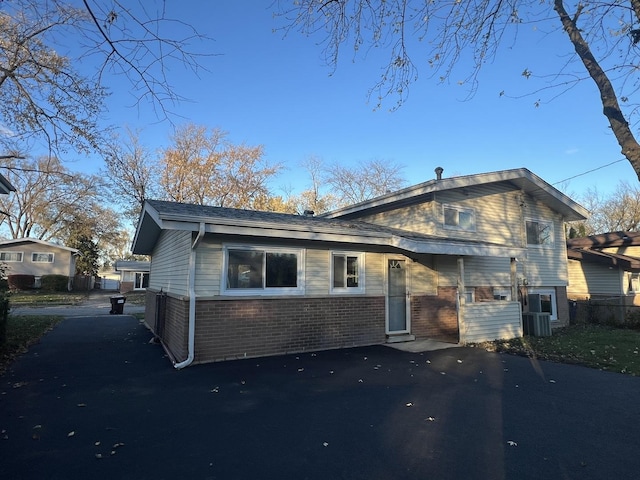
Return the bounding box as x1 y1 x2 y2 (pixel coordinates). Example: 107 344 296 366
1 243 75 278
435 255 511 288
149 230 191 296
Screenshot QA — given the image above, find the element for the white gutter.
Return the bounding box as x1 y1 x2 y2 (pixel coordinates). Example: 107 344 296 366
174 221 205 369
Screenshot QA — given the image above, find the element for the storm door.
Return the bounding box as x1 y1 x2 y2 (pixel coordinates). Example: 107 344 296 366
387 259 410 333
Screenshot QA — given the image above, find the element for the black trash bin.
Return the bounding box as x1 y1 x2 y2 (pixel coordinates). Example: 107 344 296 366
109 295 126 314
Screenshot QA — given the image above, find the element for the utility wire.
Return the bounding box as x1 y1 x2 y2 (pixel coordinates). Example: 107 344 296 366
552 158 626 185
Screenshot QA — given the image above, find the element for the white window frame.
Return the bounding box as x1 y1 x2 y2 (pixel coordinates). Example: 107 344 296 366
31 252 54 263
222 245 305 296
0 251 23 262
525 218 554 247
134 272 149 290
443 204 476 232
529 288 558 321
330 251 365 294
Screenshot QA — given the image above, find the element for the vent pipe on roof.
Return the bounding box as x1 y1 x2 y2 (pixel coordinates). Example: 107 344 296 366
435 166 444 180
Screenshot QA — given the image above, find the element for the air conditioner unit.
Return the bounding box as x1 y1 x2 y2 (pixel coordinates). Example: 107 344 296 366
522 312 552 337
528 293 542 312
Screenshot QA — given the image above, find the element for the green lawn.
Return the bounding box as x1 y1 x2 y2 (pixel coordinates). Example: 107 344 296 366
479 325 640 375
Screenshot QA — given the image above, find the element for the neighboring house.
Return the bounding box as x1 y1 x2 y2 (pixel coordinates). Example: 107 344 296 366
0 172 16 195
132 167 588 367
114 260 150 293
567 232 640 321
0 238 79 290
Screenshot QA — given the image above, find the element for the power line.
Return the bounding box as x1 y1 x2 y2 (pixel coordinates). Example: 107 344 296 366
552 158 626 185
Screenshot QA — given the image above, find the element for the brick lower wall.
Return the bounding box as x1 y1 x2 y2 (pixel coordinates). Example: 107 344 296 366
144 295 386 364
411 287 459 342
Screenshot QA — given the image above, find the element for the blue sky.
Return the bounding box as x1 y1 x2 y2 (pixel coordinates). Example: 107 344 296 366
73 1 636 201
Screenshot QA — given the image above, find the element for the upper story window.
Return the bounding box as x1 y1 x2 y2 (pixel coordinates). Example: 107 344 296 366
331 252 364 294
32 252 54 263
0 251 23 262
223 245 304 295
526 219 553 246
443 205 476 231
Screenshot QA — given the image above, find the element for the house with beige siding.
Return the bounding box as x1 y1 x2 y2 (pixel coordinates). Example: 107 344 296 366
132 167 588 368
0 238 79 290
567 232 640 321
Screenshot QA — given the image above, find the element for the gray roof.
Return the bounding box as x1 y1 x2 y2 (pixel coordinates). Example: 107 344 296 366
322 167 589 222
132 199 526 258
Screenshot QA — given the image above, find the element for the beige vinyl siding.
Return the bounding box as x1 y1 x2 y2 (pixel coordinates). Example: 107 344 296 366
460 301 522 343
602 245 640 257
305 249 329 295
354 203 437 235
411 254 437 295
434 188 522 245
149 230 191 296
567 259 623 298
195 237 223 296
524 203 568 286
1 244 75 277
365 252 385 295
435 255 512 288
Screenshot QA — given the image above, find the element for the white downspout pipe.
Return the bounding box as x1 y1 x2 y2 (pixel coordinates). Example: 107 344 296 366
174 222 205 369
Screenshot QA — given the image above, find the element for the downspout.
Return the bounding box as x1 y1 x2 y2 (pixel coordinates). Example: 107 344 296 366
174 222 205 369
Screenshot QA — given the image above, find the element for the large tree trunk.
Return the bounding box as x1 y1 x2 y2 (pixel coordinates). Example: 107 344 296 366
554 0 640 181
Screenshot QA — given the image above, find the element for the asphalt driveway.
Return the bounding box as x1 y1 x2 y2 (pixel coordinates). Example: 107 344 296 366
1 315 640 480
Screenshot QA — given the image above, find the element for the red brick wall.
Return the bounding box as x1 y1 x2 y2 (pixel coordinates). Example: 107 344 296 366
411 287 459 342
151 295 387 364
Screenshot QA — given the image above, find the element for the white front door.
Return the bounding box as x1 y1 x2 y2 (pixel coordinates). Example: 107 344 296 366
387 258 410 333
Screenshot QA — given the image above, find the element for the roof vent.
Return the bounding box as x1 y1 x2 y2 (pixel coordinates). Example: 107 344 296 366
435 166 444 180
303 210 315 216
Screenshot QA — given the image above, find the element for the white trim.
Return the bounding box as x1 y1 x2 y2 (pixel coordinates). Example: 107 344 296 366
222 244 305 296
0 251 23 262
525 217 554 248
31 252 54 263
385 255 411 335
329 251 365 294
442 204 476 232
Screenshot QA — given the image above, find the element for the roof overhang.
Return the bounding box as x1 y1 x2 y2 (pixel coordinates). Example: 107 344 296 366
322 168 589 222
132 202 526 259
568 248 640 271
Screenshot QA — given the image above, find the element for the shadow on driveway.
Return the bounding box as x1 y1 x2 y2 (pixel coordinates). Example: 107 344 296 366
1 316 640 480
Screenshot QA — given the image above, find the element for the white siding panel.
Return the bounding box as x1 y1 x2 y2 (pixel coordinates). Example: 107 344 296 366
524 203 568 286
366 252 385 296
411 254 437 295
306 249 329 295
466 256 511 286
149 230 191 296
195 237 223 296
460 302 522 343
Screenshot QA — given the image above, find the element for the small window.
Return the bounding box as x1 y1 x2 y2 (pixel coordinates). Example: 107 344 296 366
0 251 23 262
493 288 511 301
224 246 303 295
526 219 553 246
464 288 475 303
134 272 149 289
331 252 364 293
443 205 475 231
32 252 54 263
